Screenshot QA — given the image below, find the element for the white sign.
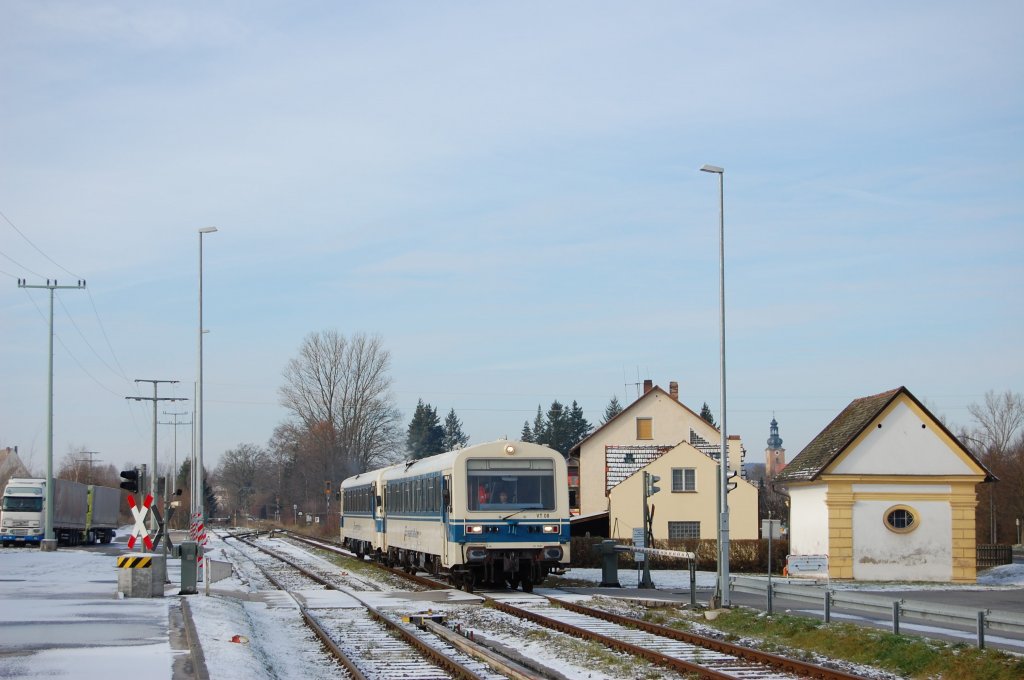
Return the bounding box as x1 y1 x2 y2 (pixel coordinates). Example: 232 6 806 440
632 527 645 562
786 554 829 577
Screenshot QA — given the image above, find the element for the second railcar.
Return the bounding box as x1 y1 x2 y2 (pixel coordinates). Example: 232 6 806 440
339 464 394 559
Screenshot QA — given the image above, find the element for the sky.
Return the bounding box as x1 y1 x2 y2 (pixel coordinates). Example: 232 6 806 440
2 2 1022 478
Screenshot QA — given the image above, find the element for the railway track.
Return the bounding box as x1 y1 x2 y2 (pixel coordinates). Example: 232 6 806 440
224 529 532 680
277 529 871 680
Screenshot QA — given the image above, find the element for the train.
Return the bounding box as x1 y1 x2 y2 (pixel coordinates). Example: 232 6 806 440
340 440 571 592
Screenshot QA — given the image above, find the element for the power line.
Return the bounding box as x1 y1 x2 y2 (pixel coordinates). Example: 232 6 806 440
1 210 82 279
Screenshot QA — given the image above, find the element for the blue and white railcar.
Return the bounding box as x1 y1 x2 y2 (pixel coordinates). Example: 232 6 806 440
339 464 396 559
380 440 570 591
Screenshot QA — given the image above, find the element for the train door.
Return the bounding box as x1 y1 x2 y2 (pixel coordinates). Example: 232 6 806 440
376 482 385 537
441 475 451 566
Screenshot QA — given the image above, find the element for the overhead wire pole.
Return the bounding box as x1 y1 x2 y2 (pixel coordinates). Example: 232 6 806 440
700 163 730 607
198 226 218 595
160 410 191 527
159 411 192 497
17 278 86 551
75 450 101 484
126 380 185 534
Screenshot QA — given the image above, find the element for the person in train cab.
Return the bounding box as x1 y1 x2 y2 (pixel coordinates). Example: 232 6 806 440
478 483 489 505
497 490 510 504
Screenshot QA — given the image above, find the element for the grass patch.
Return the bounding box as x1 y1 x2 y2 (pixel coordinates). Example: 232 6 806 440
694 607 1024 679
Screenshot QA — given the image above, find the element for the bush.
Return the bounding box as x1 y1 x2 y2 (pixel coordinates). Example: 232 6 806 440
571 536 789 573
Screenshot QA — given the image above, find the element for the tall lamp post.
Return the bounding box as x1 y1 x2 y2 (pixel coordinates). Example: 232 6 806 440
700 163 730 607
198 226 217 593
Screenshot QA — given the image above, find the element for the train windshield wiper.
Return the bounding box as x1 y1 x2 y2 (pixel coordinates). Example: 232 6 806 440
501 508 528 521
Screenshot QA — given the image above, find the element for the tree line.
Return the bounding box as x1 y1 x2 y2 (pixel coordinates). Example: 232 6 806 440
210 329 633 527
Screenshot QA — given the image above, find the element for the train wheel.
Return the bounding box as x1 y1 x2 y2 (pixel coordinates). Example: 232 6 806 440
461 572 475 593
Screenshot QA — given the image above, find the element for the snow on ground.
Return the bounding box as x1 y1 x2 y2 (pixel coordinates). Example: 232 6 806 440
2 533 1022 680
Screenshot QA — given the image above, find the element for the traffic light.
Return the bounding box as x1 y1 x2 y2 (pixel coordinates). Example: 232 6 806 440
324 480 332 496
120 468 140 493
646 473 661 497
726 470 738 493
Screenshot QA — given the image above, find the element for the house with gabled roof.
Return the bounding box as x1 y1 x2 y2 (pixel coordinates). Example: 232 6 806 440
570 380 757 541
775 386 993 582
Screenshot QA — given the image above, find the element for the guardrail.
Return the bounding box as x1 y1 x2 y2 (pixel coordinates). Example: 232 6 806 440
731 575 1024 649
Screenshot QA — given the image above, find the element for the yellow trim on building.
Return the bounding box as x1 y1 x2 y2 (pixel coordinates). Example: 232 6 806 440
825 482 854 579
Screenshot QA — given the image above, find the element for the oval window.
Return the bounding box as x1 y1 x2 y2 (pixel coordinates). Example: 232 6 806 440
884 505 918 533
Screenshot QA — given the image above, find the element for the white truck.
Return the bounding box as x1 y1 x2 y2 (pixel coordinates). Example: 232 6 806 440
1 478 119 547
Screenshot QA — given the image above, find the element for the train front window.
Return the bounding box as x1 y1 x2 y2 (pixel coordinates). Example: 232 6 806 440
466 458 555 511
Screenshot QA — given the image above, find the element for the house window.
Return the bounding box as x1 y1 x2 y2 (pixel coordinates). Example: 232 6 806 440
667 521 700 539
884 505 918 533
671 468 696 492
636 418 653 440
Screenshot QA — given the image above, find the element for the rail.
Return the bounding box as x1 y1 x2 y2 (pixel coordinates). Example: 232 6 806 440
732 575 1024 649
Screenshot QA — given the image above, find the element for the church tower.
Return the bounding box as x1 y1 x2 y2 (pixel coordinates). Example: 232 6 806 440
765 417 786 479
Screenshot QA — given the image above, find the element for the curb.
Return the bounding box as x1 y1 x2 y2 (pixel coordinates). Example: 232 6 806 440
180 596 210 680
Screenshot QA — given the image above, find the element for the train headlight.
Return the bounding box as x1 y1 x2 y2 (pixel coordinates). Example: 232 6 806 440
542 525 559 534
466 525 484 535
504 444 516 455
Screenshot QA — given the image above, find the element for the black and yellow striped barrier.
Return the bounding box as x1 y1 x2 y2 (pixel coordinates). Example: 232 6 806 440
117 555 153 569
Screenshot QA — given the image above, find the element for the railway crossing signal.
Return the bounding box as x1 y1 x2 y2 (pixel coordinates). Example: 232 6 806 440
120 468 140 493
127 494 154 550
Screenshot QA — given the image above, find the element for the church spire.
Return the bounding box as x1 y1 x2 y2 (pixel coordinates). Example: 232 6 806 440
767 416 783 450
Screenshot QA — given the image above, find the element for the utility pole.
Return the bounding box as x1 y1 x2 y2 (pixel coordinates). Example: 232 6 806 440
126 380 185 534
74 451 101 484
17 278 86 551
160 411 191 529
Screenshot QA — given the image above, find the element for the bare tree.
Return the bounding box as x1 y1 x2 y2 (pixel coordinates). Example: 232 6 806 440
216 443 271 521
968 390 1024 455
965 390 1024 544
56 446 118 486
279 331 402 486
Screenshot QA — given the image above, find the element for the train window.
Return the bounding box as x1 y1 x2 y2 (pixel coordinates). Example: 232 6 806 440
466 459 556 511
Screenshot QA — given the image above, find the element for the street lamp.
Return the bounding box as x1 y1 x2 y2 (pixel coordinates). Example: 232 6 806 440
700 163 730 607
198 226 217 593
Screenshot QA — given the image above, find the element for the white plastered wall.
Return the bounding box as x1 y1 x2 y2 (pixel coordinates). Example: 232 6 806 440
852 496 952 581
831 401 975 476
788 485 829 556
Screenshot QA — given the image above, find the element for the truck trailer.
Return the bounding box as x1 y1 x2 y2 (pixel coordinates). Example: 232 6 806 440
1 478 120 547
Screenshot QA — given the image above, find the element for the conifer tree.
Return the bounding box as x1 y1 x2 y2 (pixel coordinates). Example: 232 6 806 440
406 399 444 459
567 400 592 449
441 408 470 451
601 395 623 424
699 402 718 428
531 405 545 443
520 421 535 443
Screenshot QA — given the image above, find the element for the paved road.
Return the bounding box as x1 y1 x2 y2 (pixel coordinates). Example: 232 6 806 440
563 581 1024 653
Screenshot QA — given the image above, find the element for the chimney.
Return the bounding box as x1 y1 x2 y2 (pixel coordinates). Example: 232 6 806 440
669 381 679 401
643 379 653 394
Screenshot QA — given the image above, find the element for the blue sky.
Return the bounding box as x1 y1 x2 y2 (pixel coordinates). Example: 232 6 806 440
2 2 1021 476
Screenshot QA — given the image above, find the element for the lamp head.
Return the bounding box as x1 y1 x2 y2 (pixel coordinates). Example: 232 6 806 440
199 226 218 234
700 164 724 174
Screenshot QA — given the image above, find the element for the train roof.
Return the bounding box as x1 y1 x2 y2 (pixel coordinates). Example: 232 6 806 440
380 440 562 481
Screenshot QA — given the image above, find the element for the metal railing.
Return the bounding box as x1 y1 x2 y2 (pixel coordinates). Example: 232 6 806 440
732 575 1024 649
